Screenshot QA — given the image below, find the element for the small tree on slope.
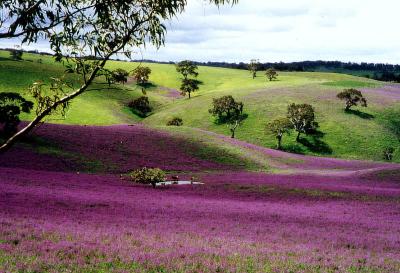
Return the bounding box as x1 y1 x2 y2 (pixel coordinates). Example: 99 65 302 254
287 103 318 141
337 89 367 111
265 117 293 150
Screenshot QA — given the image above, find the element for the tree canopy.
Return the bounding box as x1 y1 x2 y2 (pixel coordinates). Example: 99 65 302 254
287 103 318 141
337 89 367 111
265 68 278 81
176 60 199 80
209 95 244 123
180 78 200 99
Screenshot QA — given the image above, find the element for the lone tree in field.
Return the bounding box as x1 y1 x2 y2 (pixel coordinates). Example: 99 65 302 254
0 0 237 153
209 95 244 123
248 59 260 79
0 93 33 136
180 78 200 99
265 68 278 81
132 66 152 94
265 117 293 150
209 95 245 138
337 89 367 111
176 60 199 99
287 103 318 141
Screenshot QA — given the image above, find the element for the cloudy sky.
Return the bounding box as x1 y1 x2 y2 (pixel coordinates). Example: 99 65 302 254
1 0 399 64
145 0 400 63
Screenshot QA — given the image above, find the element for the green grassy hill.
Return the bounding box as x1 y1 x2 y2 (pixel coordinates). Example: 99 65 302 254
1 50 399 162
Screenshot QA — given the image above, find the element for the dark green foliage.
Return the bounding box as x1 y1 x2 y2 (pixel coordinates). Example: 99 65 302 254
176 60 199 80
176 60 199 99
128 96 151 117
287 103 319 141
209 95 245 138
129 167 166 188
0 92 33 136
265 117 293 149
9 49 23 60
337 89 367 111
112 69 129 85
265 68 278 81
383 147 395 161
209 95 244 124
167 117 183 126
180 78 200 99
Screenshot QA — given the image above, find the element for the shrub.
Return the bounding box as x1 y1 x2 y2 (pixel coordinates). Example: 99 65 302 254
167 117 183 126
129 167 166 188
128 96 151 117
112 68 129 85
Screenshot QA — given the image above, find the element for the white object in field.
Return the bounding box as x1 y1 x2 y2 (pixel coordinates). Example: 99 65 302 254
156 181 204 186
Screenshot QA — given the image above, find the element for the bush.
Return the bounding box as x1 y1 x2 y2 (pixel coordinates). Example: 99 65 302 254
128 96 151 117
112 68 129 85
129 167 166 188
167 117 183 126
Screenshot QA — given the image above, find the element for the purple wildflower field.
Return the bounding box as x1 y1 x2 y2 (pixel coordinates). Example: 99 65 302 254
1 124 400 272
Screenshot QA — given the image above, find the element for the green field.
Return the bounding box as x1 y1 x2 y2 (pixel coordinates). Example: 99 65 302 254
1 50 399 162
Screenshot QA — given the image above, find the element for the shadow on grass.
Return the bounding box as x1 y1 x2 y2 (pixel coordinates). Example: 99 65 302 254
345 109 375 120
213 113 249 125
283 144 306 155
283 130 332 155
138 82 157 89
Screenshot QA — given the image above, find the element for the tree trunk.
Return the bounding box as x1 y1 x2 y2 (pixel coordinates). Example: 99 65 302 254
188 92 191 99
0 63 104 153
230 128 235 138
277 136 282 150
296 131 301 141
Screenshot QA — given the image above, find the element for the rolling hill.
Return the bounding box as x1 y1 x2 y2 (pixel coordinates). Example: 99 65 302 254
1 49 399 163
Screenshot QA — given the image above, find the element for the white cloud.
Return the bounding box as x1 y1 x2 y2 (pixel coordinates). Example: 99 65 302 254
143 0 400 63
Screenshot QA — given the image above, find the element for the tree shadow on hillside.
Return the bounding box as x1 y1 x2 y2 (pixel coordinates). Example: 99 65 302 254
213 113 249 125
138 82 157 89
345 109 375 120
298 130 333 155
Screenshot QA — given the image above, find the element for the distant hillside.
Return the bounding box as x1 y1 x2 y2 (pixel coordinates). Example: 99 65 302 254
157 60 400 83
1 49 400 162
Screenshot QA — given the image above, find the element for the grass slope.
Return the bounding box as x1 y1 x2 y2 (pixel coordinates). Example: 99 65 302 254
1 50 400 162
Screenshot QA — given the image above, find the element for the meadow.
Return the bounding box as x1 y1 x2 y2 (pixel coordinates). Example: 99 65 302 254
1 50 400 272
1 50 399 162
